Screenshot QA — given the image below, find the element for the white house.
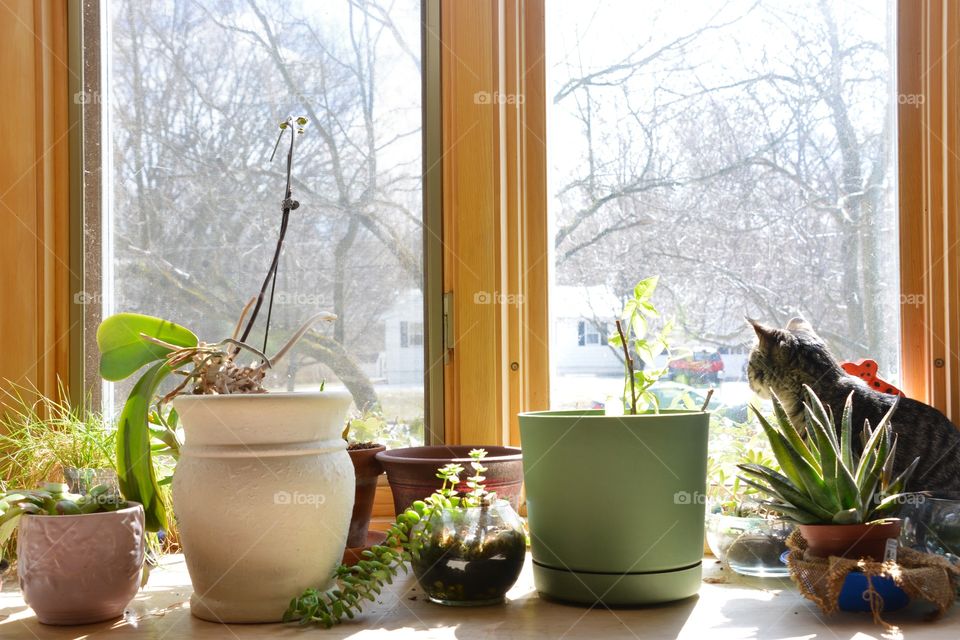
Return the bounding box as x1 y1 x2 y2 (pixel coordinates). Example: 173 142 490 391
381 289 425 384
380 285 748 384
551 285 623 376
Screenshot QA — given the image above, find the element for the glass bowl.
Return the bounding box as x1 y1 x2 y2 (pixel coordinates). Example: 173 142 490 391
410 499 526 606
900 494 960 563
706 512 793 577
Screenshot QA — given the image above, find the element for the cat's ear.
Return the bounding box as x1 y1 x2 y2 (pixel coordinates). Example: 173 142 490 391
786 316 815 335
747 318 788 353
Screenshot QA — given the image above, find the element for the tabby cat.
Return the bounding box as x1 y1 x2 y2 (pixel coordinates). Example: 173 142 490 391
746 317 960 494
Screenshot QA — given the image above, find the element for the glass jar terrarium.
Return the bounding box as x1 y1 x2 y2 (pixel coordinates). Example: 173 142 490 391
706 512 793 577
410 499 526 606
900 493 960 563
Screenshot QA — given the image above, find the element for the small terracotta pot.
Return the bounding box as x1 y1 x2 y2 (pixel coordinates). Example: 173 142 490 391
347 444 386 548
798 520 902 560
376 445 523 514
18 503 145 625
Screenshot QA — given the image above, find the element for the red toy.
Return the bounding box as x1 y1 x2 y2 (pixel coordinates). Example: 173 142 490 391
840 359 902 396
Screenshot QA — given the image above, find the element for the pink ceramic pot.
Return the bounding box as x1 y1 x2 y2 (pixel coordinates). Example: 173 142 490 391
18 503 145 625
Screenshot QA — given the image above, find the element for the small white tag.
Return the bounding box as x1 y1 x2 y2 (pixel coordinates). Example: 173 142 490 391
883 538 898 563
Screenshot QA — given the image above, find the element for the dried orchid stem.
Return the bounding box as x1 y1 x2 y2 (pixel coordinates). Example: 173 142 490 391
239 116 301 350
268 311 337 367
218 338 271 367
140 334 187 352
232 297 257 341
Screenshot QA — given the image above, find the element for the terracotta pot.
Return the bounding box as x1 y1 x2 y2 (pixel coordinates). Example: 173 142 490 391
172 392 354 623
18 503 145 625
346 444 386 548
376 445 523 514
798 520 902 560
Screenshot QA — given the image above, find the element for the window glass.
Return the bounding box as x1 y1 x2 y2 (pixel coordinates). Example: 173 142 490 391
547 1 898 464
104 0 425 444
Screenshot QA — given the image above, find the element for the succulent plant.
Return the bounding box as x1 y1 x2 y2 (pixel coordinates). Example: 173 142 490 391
0 483 126 562
737 385 918 525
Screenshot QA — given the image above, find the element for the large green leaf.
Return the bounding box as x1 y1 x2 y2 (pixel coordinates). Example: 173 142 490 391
98 313 198 381
752 406 834 509
117 361 173 531
839 392 854 471
737 464 835 521
633 276 659 302
803 386 839 451
758 501 821 525
770 394 819 470
803 406 843 512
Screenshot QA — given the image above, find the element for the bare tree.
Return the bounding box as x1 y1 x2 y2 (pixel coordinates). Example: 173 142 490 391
109 0 424 412
551 0 898 372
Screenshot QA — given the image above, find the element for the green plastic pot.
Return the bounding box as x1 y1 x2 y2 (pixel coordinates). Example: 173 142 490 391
518 409 709 606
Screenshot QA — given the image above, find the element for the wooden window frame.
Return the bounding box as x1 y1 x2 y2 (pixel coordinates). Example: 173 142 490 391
440 0 548 446
4 0 956 510
898 0 960 420
0 0 71 403
438 0 960 447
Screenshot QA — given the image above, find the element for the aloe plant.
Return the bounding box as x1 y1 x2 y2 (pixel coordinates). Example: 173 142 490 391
737 385 919 525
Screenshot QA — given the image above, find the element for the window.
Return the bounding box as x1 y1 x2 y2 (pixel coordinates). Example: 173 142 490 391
101 0 427 444
400 321 423 348
547 0 899 418
576 321 606 347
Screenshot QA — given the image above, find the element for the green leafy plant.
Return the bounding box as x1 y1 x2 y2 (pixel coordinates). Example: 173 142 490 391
737 385 919 525
342 411 385 447
96 117 337 533
608 276 683 414
0 482 126 562
284 449 495 628
708 447 778 517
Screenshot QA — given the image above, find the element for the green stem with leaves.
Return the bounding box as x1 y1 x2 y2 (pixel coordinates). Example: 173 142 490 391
284 450 492 628
615 319 637 414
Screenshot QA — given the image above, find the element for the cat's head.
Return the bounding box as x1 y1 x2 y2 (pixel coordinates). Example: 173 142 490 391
746 317 843 399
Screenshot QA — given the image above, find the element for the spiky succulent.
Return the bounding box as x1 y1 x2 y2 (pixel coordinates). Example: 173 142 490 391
737 385 919 525
0 483 126 562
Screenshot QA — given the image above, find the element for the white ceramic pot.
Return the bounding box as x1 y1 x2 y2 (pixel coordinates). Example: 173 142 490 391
172 391 354 623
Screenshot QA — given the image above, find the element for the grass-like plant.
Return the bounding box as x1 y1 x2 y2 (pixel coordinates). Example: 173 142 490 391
737 385 918 525
0 385 116 560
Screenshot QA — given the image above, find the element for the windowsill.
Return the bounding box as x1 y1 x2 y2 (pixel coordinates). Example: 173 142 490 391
2 553 954 637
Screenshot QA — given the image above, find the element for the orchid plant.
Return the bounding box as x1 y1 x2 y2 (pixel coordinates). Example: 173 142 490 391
97 117 335 532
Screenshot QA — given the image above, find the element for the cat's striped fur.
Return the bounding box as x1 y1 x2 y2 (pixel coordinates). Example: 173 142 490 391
746 317 960 494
